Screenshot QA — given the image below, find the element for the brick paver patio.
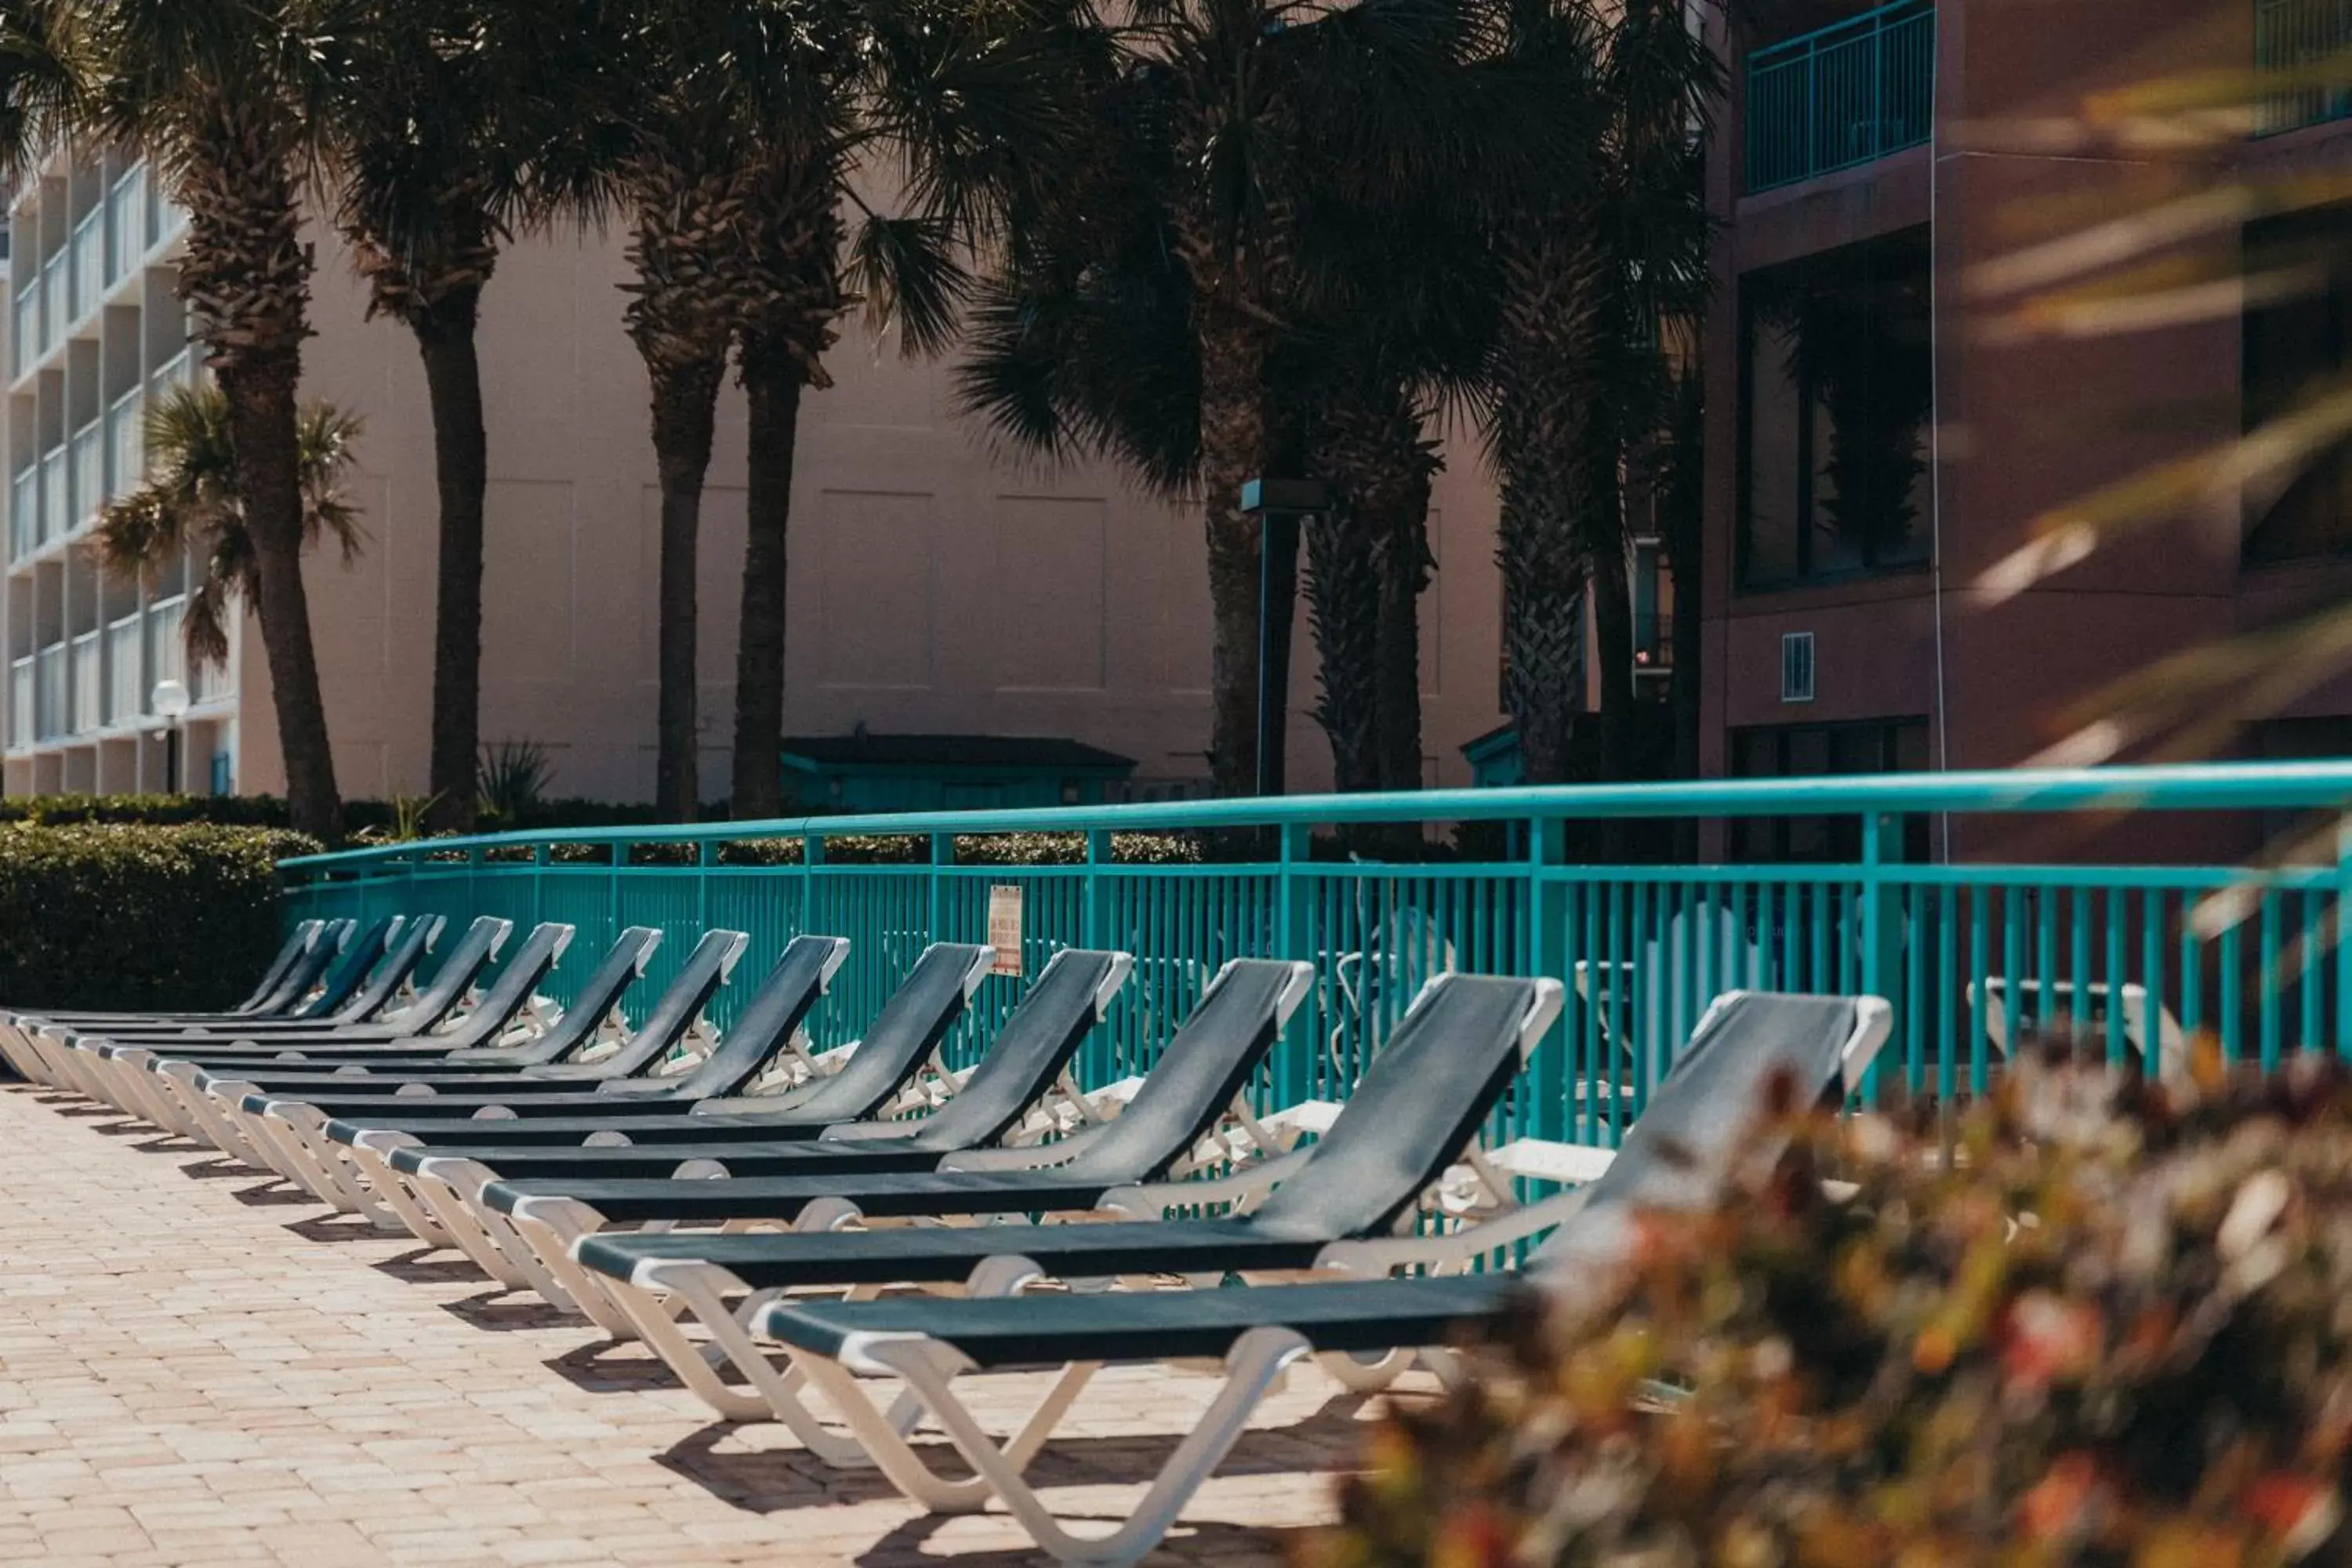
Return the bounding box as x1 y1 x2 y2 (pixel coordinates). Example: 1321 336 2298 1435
0 1083 1370 1566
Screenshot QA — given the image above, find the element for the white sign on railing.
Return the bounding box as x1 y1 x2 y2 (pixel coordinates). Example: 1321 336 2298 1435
986 884 1025 977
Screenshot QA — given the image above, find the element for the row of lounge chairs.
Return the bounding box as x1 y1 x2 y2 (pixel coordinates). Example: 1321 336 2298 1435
0 913 1889 1565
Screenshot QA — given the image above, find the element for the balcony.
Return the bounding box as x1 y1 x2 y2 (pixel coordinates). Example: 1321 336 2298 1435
107 388 143 499
1745 0 1935 194
6 655 28 750
40 251 64 348
70 211 101 324
12 274 36 378
38 445 64 550
104 613 140 725
105 168 144 284
34 642 64 741
8 466 31 561
69 419 102 532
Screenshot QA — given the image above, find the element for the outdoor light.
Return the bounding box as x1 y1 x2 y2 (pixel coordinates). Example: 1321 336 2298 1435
151 678 190 794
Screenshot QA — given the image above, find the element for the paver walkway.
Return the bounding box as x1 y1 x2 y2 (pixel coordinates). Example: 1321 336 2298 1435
0 1083 1370 1566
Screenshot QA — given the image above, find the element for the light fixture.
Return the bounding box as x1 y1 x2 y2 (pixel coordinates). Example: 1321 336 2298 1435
150 678 189 720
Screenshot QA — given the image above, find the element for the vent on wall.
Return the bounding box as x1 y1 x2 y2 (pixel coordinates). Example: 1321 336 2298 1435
1780 632 1816 704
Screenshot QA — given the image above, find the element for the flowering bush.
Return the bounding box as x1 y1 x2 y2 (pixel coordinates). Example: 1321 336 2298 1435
1310 1052 2352 1566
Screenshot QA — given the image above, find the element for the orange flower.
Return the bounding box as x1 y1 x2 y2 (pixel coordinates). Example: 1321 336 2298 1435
2242 1473 2343 1556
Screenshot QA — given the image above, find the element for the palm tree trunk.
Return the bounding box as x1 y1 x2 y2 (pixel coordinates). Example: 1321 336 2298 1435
220 355 342 840
1304 500 1380 794
414 300 487 835
649 352 726 822
1198 303 1269 798
1371 482 1433 797
1500 470 1584 786
730 333 801 821
1591 532 1635 782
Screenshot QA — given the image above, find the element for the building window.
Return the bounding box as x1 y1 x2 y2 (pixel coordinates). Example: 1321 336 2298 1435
2244 203 2352 563
1737 228 1933 588
1729 716 1929 861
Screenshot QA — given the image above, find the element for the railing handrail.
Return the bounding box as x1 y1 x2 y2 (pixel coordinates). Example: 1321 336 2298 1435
1749 0 1931 68
105 609 139 633
281 760 2352 873
109 385 140 414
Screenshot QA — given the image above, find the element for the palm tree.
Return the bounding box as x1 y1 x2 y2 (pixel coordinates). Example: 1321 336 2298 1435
92 384 365 672
1486 0 1713 786
710 0 1087 820
325 0 551 833
964 0 1501 798
84 0 352 838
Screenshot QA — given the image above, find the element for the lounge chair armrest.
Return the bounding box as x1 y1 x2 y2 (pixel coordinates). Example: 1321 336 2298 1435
1098 1147 1315 1218
1315 1185 1599 1277
593 1077 681 1097
935 1142 1081 1174
815 1120 920 1143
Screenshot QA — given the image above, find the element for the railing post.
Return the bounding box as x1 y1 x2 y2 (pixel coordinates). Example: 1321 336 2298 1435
696 838 715 935
2336 813 2352 1057
802 833 826 938
1526 812 1569 1143
532 842 547 930
1860 810 1907 1102
928 833 953 944
1083 830 1113 950
1276 820 1313 1105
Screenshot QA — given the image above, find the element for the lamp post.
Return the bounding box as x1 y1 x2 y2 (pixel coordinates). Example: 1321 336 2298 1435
1238 477 1328 798
150 677 189 794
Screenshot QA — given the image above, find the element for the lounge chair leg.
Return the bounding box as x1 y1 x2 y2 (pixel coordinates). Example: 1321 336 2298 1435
405 1160 547 1295
601 1262 793 1428
863 1327 1314 1566
271 1104 401 1223
343 1134 458 1247
505 1199 642 1340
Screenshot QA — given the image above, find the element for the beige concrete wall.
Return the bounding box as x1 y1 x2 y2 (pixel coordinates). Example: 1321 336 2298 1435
227 217 1510 806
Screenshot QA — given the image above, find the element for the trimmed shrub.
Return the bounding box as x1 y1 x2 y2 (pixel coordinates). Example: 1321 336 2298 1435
0 823 320 1011
1310 1054 2352 1567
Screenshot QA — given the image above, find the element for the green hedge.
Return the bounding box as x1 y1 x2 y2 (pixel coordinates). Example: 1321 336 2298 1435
0 824 321 1012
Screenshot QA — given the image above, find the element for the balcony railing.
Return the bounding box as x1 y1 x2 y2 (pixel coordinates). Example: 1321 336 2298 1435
40 252 64 347
70 211 102 323
107 388 142 500
104 613 140 725
149 348 195 405
8 466 32 561
38 445 64 550
11 274 36 379
69 630 100 734
147 596 185 702
106 168 144 283
6 655 30 750
1746 0 1935 193
69 419 102 532
34 643 64 741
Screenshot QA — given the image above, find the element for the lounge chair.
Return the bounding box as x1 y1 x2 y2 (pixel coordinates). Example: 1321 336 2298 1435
748 989 1888 1566
68 915 452 1128
102 919 575 1159
376 947 1131 1316
214 928 790 1216
548 971 1552 1436
334 940 992 1305
94 925 663 1147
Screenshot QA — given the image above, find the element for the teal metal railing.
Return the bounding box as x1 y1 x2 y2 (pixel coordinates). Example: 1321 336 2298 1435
279 762 2352 1152
2256 0 2352 134
1745 0 1935 194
